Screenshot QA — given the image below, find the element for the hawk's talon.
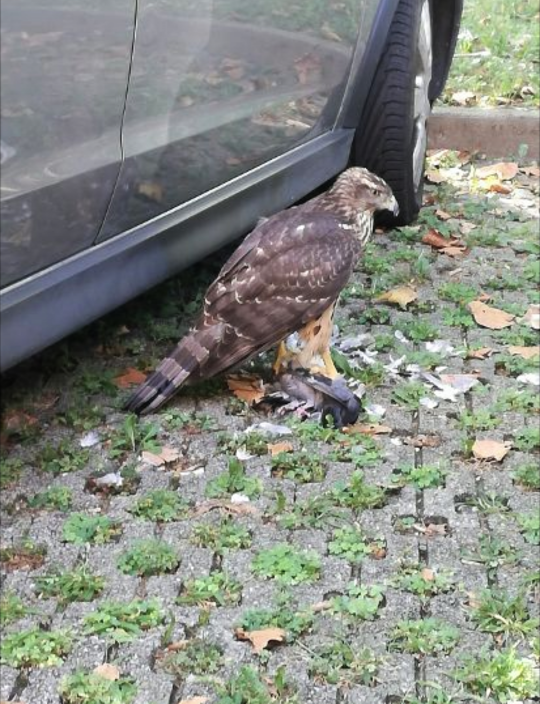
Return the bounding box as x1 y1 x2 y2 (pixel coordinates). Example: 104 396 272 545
272 341 288 376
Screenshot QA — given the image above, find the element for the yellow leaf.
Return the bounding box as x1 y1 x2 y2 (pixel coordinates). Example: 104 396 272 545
235 627 286 653
508 345 540 360
472 439 512 462
468 301 515 329
268 441 293 456
376 285 417 309
93 663 120 681
226 374 265 404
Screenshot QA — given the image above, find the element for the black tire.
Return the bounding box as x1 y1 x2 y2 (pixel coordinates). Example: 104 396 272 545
353 0 432 225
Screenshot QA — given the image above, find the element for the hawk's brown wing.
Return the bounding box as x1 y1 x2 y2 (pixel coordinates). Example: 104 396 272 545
125 208 361 413
193 208 362 376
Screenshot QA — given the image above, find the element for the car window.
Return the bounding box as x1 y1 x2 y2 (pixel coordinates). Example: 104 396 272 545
0 0 136 288
97 0 370 241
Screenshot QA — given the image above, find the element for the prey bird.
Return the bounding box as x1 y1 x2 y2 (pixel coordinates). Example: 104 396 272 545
125 167 398 415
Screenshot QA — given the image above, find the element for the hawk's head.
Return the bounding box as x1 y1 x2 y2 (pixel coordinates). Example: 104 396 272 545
325 167 399 222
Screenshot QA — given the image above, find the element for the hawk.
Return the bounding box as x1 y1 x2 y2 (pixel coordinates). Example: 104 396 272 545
125 167 398 415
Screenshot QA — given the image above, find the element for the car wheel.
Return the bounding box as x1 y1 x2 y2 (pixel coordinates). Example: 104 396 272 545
353 0 433 225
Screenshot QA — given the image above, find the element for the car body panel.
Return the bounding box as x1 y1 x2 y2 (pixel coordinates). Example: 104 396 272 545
0 0 136 287
0 130 354 370
97 0 369 241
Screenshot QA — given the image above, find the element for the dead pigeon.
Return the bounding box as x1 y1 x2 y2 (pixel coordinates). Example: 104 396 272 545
276 370 362 427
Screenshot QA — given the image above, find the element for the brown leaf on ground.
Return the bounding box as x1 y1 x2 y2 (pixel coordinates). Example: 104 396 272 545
468 301 515 329
440 244 468 258
1 409 38 435
350 423 392 436
114 367 147 388
141 447 180 467
459 221 477 236
466 347 493 360
518 304 540 330
268 441 293 456
370 544 387 559
311 600 333 613
421 567 435 581
520 164 540 177
375 285 417 309
435 209 452 220
472 439 512 462
489 182 512 195
475 162 519 180
508 345 540 360
93 664 120 681
415 521 449 537
179 698 209 704
193 500 259 517
235 627 286 653
226 374 265 404
404 434 441 448
422 228 452 248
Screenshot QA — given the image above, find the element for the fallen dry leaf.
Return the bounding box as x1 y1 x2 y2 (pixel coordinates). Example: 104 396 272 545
114 367 147 388
468 301 515 329
404 434 441 448
451 90 476 105
375 285 417 309
179 698 209 704
518 304 540 330
194 499 259 517
311 600 333 613
520 164 540 177
350 423 392 436
422 228 452 248
268 441 293 456
466 347 493 360
1 409 38 434
489 182 512 195
414 521 449 537
472 439 512 462
440 244 468 258
226 374 265 404
93 663 120 681
141 447 180 467
475 162 519 180
435 209 452 220
508 345 540 360
421 567 435 581
235 627 286 653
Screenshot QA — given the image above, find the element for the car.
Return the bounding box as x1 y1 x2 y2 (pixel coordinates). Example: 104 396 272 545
0 0 462 371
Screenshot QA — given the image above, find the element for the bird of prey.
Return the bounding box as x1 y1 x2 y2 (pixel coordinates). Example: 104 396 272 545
125 167 398 414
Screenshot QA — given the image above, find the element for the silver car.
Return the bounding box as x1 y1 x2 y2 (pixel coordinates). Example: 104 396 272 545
0 0 462 370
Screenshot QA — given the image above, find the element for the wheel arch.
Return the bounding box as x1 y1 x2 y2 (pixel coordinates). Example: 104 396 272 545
429 0 464 101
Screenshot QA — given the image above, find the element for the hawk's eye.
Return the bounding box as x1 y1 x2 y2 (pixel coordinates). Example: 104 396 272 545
371 188 378 195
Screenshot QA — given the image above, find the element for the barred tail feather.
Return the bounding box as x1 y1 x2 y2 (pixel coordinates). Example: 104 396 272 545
124 324 224 414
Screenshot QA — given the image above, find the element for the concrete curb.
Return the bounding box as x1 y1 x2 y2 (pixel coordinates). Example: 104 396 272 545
428 106 539 159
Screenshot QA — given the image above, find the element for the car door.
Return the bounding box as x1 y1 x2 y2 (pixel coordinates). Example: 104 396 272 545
97 0 371 241
0 0 136 288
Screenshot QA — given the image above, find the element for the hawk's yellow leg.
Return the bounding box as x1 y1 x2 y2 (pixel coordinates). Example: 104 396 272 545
321 348 339 379
272 341 289 375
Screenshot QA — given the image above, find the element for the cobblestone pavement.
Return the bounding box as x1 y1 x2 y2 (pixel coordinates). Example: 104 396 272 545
1 154 539 704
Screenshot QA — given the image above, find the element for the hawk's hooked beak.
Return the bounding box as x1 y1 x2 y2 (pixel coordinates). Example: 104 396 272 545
388 195 399 217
